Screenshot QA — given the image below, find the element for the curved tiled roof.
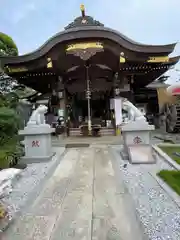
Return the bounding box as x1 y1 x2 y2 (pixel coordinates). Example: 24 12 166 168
0 14 177 65
0 27 176 65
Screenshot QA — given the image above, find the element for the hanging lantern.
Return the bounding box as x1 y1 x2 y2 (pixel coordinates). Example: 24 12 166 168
120 52 125 63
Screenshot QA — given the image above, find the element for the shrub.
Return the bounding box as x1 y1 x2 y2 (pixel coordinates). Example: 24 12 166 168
0 96 23 168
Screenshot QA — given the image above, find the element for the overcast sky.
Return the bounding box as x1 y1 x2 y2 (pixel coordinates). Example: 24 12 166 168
1 0 180 83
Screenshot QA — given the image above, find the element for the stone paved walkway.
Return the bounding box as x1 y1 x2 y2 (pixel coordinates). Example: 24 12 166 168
2 147 147 240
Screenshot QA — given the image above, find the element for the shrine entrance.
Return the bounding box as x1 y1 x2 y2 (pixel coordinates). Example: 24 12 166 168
67 90 114 136
0 5 179 138
74 99 107 121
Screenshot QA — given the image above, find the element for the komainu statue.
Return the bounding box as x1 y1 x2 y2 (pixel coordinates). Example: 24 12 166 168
122 98 146 122
27 105 48 126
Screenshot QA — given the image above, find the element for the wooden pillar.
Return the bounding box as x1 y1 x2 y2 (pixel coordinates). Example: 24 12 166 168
85 64 92 136
112 72 120 135
63 83 70 137
129 75 135 104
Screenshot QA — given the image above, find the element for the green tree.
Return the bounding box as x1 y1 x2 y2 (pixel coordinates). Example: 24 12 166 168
0 33 24 169
0 32 19 93
0 32 18 56
0 33 36 96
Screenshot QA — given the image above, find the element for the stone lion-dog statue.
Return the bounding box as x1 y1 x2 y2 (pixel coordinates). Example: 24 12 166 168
27 105 48 126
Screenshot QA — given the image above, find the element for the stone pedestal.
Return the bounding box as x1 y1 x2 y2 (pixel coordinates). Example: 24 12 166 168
19 124 55 163
121 120 156 164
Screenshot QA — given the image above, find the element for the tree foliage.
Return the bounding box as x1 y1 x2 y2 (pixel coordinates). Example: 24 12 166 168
0 92 23 168
0 32 24 168
0 74 18 93
0 32 18 56
0 32 19 94
0 32 36 97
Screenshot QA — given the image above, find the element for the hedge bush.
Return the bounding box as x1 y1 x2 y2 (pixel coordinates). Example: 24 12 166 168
0 94 23 168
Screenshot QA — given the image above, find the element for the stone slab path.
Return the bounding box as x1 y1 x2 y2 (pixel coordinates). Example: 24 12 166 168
2 147 147 240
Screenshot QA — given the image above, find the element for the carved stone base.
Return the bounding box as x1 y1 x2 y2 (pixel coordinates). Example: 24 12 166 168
121 120 155 164
19 152 55 164
18 124 55 164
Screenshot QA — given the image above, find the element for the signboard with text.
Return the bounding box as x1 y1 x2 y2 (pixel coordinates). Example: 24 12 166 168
32 140 40 147
133 136 142 144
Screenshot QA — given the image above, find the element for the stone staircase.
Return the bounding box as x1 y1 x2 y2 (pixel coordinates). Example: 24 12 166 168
69 127 115 137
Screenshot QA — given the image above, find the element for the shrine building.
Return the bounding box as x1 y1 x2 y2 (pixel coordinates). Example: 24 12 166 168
0 5 179 136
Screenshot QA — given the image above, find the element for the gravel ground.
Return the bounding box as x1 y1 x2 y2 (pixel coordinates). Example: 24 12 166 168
2 140 180 239
111 146 180 240
2 147 65 221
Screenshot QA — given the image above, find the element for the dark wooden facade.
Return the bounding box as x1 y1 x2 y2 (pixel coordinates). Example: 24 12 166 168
0 6 179 135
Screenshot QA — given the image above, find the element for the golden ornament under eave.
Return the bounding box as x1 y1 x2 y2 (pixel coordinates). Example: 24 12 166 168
47 58 53 68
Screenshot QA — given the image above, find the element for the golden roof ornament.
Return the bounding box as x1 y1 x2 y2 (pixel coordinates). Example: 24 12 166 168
80 4 85 17
64 5 104 29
